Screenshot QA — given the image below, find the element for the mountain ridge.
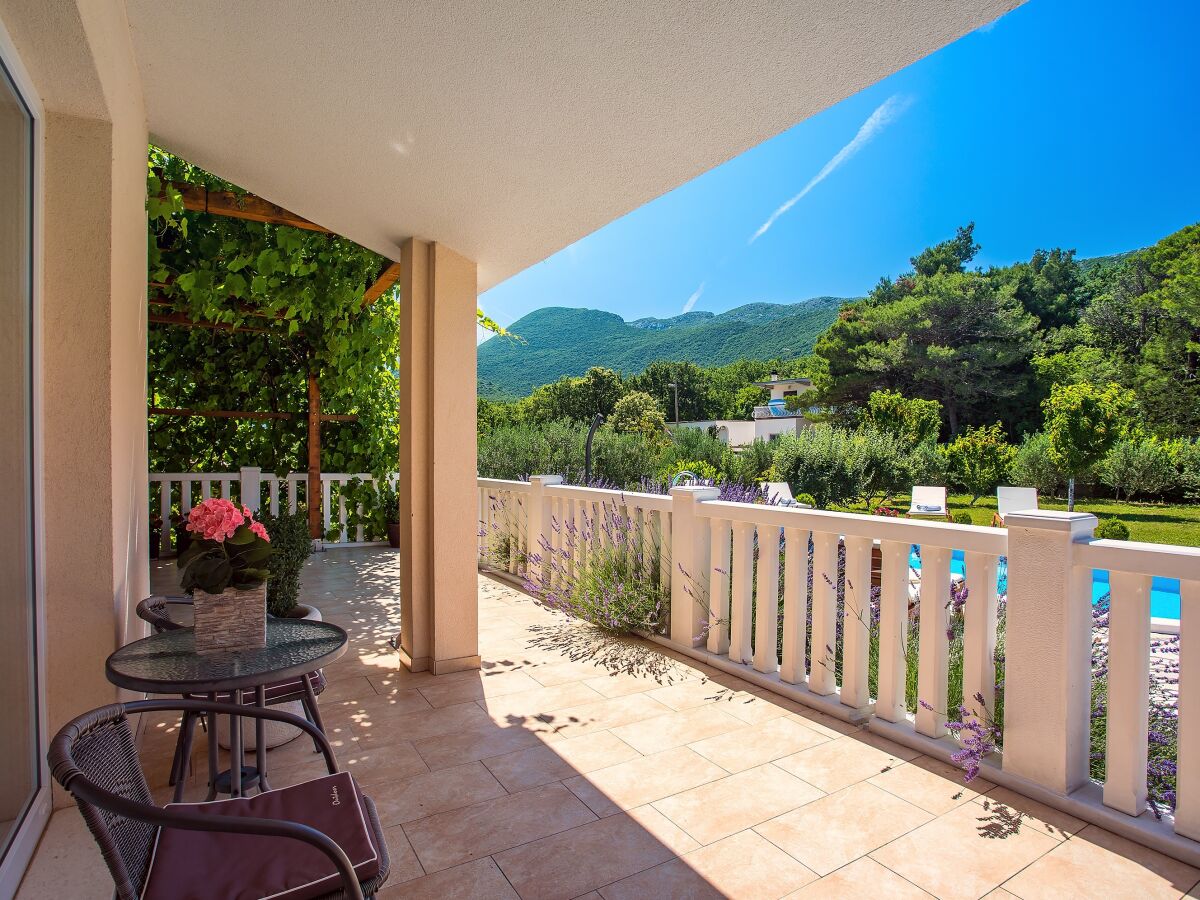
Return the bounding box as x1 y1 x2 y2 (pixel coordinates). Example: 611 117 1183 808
478 296 847 398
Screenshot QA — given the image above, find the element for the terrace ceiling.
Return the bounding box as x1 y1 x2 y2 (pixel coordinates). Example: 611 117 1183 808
126 0 1019 292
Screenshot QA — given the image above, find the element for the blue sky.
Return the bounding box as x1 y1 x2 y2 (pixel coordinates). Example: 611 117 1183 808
479 0 1200 337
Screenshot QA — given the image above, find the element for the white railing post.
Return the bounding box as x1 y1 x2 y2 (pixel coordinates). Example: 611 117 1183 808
527 475 564 584
1178 577 1200 840
669 485 720 649
240 466 262 514
1002 511 1097 794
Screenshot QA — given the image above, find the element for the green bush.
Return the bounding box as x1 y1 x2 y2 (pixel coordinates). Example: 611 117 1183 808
1169 438 1200 500
951 511 973 525
728 438 775 486
661 459 722 485
772 426 910 508
1100 439 1178 500
660 427 729 476
1011 432 1068 495
1096 518 1131 541
608 391 667 438
477 421 585 481
591 429 660 488
259 509 314 617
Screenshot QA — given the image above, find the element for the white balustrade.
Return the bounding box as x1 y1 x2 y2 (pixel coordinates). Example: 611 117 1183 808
486 475 1200 863
150 468 394 551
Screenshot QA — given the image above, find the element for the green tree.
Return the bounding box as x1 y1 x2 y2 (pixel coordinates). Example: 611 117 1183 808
1002 248 1085 330
943 423 1017 505
1010 432 1067 496
628 360 712 423
608 392 667 440
526 367 624 423
910 223 980 277
861 390 943 446
1042 382 1133 509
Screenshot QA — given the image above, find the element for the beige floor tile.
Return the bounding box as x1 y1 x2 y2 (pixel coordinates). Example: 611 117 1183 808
654 763 825 845
412 721 546 770
584 671 694 698
531 693 673 740
869 755 993 815
478 681 606 726
1001 824 1200 900
757 782 932 876
784 857 933 899
494 809 681 900
564 746 727 816
354 701 493 747
378 824 426 884
869 793 1062 898
15 808 110 900
722 692 797 724
773 734 909 793
970 787 1086 842
403 782 595 873
482 731 641 793
610 704 744 755
646 679 747 711
690 716 829 773
623 804 702 855
371 761 507 826
527 659 613 686
378 856 518 899
606 829 817 900
337 739 431 786
416 669 544 707
323 689 434 725
317 673 379 702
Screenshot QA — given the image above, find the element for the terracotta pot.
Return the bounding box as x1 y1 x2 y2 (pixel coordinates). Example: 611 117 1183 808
387 522 400 548
218 603 323 751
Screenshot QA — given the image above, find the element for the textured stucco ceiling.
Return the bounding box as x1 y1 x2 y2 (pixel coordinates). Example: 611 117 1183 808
127 0 1018 291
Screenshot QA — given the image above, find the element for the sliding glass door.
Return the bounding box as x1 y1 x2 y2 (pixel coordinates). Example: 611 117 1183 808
0 40 42 878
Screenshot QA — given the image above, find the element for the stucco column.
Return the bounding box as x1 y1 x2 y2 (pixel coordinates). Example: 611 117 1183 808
1002 510 1097 795
398 238 480 675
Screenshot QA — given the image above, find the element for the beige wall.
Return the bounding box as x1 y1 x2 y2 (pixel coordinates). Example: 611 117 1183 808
398 239 480 675
0 0 149 777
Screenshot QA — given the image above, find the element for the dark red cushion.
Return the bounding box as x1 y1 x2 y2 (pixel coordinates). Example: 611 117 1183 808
141 772 380 900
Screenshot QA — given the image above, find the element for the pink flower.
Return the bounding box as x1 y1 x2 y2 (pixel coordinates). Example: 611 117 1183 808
250 521 270 542
186 498 245 542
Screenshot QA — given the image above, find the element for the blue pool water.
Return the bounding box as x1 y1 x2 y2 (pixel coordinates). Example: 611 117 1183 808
908 548 1181 621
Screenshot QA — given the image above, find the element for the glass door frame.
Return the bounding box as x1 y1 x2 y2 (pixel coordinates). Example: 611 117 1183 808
0 13 50 896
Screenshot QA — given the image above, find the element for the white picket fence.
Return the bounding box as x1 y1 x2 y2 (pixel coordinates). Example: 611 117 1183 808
150 467 394 552
477 475 1200 866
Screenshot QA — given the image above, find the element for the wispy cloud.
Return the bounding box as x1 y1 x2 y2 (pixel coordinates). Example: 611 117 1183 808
750 94 914 243
682 282 705 313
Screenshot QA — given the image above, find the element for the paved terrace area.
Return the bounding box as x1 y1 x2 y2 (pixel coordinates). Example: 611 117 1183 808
20 547 1200 899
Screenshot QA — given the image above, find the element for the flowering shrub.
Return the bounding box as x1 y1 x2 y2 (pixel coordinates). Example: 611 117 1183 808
524 498 669 634
177 498 274 594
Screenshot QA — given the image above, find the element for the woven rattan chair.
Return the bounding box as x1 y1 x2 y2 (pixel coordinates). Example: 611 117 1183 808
49 699 390 900
135 595 330 788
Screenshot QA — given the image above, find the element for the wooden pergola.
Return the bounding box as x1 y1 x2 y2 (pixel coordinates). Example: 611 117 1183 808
149 181 401 537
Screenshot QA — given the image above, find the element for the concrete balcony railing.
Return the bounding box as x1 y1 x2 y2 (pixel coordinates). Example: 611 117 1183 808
477 475 1200 867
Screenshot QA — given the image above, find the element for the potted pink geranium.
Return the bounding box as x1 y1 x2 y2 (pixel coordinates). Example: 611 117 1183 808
177 498 275 653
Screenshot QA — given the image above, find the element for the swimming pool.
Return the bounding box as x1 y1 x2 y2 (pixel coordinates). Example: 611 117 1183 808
908 548 1181 621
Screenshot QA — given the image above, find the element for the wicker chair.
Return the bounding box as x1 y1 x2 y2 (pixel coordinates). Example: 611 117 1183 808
49 699 390 900
135 595 329 789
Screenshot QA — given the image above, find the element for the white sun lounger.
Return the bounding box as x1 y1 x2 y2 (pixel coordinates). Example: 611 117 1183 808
993 486 1039 526
907 485 948 519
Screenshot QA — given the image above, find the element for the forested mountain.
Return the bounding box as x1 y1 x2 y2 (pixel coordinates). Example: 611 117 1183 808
478 297 844 398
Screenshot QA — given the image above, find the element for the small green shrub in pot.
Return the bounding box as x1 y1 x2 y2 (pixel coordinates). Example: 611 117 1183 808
258 508 314 617
1096 518 1131 541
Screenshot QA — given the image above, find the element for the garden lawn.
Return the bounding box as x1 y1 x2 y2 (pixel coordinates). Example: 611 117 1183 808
836 494 1200 548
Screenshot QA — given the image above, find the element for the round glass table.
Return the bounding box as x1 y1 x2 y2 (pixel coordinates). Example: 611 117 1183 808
107 618 348 799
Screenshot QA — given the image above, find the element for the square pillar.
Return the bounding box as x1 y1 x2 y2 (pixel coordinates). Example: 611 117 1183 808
398 239 480 675
1002 510 1097 794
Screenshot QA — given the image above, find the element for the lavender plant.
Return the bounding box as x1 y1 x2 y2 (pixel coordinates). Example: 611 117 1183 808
523 497 669 634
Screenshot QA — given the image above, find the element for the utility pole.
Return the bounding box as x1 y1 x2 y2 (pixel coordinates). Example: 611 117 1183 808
668 382 679 425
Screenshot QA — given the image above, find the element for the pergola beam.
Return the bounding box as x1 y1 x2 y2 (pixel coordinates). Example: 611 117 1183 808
166 180 330 233
362 260 403 307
